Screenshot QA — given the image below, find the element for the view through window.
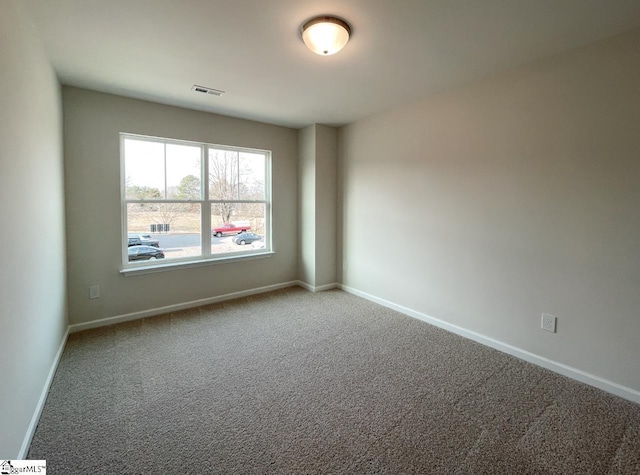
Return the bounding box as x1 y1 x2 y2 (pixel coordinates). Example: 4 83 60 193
122 134 270 267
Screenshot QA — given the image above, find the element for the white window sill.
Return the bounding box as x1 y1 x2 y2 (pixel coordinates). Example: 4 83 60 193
120 251 274 276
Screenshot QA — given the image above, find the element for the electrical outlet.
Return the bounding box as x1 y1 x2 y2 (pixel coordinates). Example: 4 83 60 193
89 285 100 300
343 261 348 271
541 313 557 333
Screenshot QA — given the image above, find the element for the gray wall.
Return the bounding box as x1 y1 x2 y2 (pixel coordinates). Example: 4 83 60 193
0 1 68 457
314 125 338 287
297 124 338 288
63 87 298 325
339 29 640 392
298 125 316 286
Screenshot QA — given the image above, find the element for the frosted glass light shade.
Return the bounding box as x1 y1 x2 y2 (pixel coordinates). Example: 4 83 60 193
301 16 351 56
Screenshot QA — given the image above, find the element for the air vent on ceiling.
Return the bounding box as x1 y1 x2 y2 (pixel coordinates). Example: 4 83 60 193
191 85 225 96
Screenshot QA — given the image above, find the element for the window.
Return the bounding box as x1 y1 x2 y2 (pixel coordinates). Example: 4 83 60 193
121 134 271 269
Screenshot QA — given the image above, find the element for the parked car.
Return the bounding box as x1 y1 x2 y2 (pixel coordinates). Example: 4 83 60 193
128 233 160 247
232 232 262 245
127 235 142 247
128 245 165 261
212 221 250 237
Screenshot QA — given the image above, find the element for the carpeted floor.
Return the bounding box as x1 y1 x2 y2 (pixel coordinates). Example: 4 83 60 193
29 287 640 473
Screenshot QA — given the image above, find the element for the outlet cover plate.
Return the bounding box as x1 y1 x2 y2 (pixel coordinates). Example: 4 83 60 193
89 285 100 299
541 313 557 333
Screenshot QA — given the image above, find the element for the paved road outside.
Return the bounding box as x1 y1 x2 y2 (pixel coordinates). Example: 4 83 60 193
149 233 260 259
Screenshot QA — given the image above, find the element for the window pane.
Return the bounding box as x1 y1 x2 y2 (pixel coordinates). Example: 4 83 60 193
239 152 265 200
209 148 240 200
124 138 166 199
127 203 202 261
211 203 266 254
166 143 202 200
122 134 270 268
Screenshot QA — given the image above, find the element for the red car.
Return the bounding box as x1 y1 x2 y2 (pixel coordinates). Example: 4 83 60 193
212 222 250 237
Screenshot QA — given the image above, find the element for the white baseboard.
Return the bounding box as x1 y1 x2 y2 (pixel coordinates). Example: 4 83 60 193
296 281 338 293
339 284 640 405
18 327 69 459
69 280 300 333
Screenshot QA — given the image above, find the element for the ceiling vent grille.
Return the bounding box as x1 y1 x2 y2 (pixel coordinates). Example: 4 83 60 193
191 85 225 96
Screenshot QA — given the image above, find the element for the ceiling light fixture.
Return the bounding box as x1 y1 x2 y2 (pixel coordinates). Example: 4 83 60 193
300 16 351 56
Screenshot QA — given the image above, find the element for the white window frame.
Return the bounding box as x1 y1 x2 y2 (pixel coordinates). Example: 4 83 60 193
120 133 272 274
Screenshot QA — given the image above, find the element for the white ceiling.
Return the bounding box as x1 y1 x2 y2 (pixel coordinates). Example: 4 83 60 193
24 0 640 129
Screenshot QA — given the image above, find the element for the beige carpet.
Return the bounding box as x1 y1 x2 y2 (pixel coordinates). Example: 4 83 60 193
29 287 640 473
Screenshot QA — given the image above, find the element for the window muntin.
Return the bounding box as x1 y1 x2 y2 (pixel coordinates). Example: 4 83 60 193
122 134 271 268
